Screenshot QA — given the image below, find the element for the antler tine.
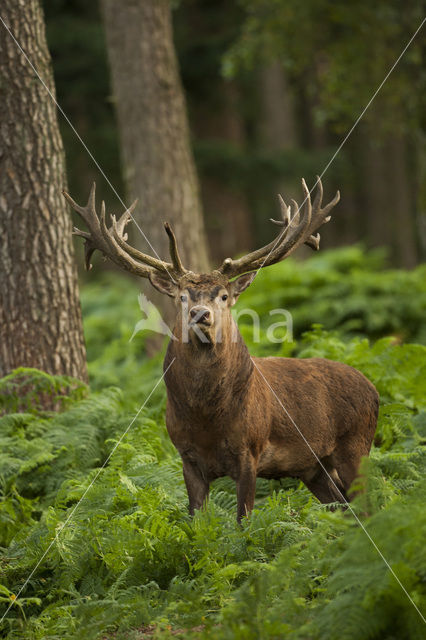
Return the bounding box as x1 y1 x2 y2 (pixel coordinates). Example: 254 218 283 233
270 192 314 253
110 215 172 274
63 182 173 278
164 222 186 276
290 199 300 226
261 189 312 266
320 189 340 218
301 177 338 251
71 226 97 271
115 199 138 240
305 232 320 251
64 183 108 271
72 228 91 240
312 175 323 213
63 182 99 228
100 199 107 229
301 178 312 228
270 194 291 228
218 177 340 278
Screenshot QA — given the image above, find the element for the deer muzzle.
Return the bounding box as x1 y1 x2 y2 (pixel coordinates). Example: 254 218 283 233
189 305 212 326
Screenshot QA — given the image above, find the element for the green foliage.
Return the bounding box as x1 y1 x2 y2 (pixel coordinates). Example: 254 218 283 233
237 245 426 352
207 480 426 640
225 0 425 135
1 249 425 638
80 272 166 406
0 368 87 414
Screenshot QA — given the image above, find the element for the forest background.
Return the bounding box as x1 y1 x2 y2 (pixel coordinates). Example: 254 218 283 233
1 1 426 639
47 0 426 270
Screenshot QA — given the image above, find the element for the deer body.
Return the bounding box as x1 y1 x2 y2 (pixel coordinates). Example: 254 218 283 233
65 177 379 521
163 308 378 521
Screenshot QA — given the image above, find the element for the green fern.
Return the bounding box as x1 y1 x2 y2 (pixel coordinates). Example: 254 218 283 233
1 248 426 639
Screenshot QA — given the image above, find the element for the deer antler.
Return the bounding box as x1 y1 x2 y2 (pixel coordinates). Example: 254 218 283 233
63 182 187 280
218 177 339 278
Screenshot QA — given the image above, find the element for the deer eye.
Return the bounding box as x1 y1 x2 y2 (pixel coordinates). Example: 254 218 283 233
180 294 187 303
221 294 228 301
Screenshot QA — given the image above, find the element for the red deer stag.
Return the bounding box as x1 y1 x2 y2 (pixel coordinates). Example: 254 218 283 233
64 179 379 522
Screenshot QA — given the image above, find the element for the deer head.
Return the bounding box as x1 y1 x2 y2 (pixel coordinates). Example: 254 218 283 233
63 178 339 345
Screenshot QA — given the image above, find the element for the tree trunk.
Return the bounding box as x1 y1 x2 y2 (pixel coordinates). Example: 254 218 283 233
360 125 393 252
101 0 209 325
360 123 417 267
258 62 297 151
256 63 310 249
386 133 417 268
415 131 426 262
0 0 87 382
192 79 254 264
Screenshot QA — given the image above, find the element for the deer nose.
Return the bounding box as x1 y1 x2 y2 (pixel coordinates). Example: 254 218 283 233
190 306 211 324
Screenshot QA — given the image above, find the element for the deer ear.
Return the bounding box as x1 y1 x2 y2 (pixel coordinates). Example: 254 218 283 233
148 272 178 298
230 272 256 304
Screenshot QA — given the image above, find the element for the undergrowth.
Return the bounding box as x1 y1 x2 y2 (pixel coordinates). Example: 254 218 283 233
0 248 425 639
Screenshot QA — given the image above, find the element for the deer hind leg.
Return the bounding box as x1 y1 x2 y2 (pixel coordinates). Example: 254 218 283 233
331 440 371 500
182 459 210 516
302 459 348 505
236 455 257 523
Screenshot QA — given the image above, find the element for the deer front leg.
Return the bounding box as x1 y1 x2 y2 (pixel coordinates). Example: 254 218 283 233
182 458 209 516
236 455 257 523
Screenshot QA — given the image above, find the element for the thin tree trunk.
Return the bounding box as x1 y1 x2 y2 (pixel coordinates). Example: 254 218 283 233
193 80 254 263
301 69 353 249
101 0 209 286
257 63 311 249
360 123 417 267
258 62 297 150
360 126 393 252
0 0 87 382
386 133 417 267
415 131 426 261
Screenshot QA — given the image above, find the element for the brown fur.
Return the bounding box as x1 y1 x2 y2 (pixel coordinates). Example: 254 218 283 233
153 272 379 522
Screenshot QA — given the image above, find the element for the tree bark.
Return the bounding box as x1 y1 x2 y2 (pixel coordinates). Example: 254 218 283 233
0 0 87 382
101 0 209 287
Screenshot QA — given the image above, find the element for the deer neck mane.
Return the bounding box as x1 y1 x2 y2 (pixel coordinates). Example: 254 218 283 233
164 319 253 411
